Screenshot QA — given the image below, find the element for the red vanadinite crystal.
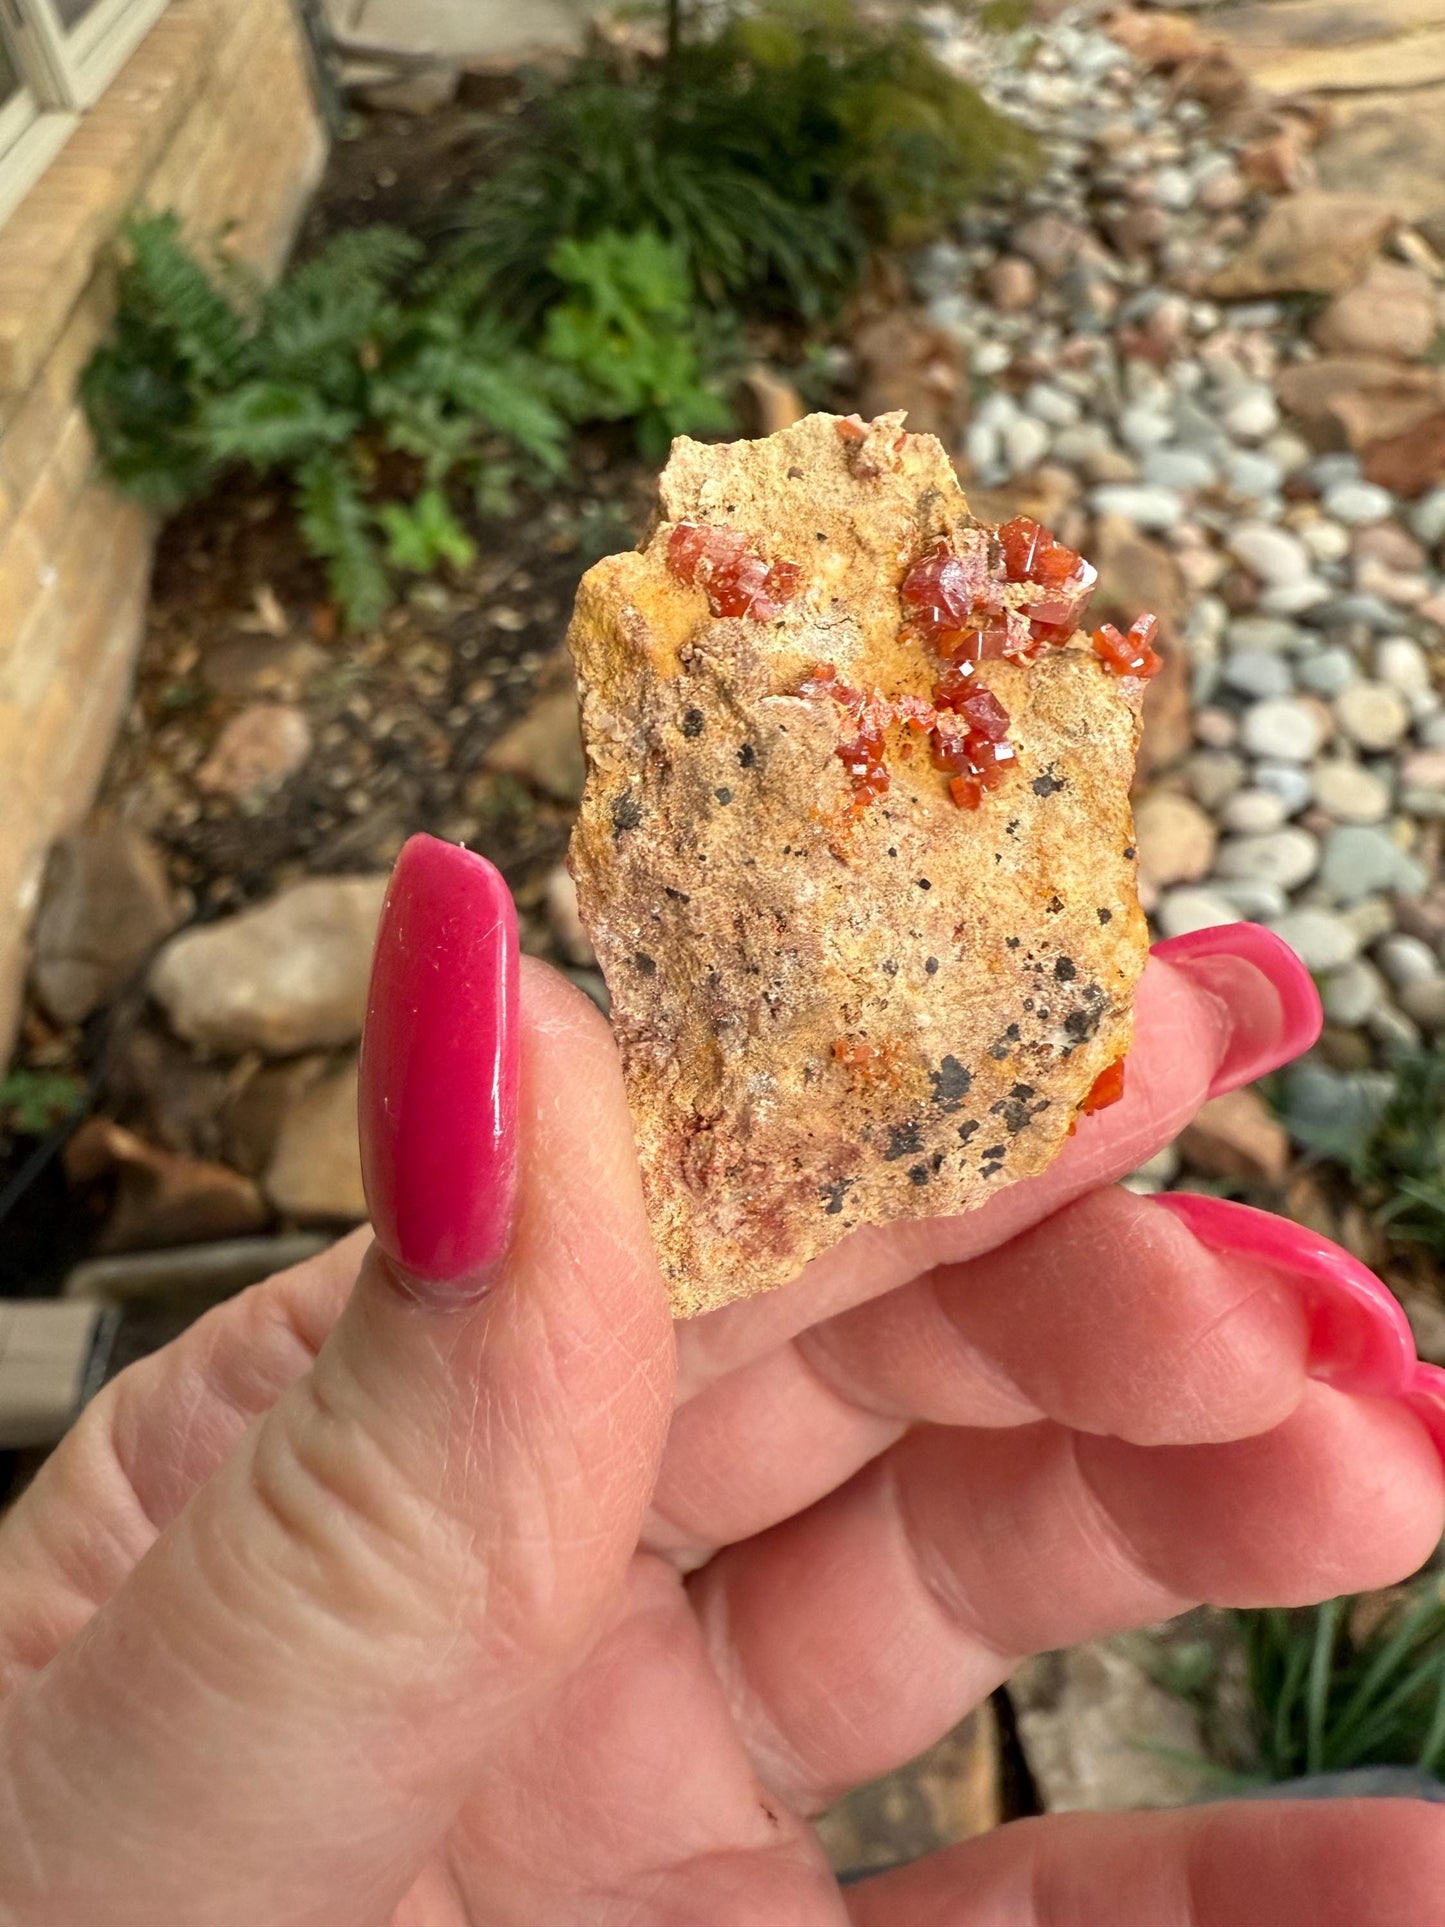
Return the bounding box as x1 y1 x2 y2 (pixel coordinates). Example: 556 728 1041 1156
1092 614 1163 680
1081 1058 1127 1114
996 516 1099 647
803 516 1119 814
667 521 802 623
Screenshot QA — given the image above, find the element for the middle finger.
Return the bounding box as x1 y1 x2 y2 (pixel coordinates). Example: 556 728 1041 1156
648 1194 1430 1562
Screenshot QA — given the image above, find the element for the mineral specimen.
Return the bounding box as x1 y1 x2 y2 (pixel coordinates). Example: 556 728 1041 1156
567 412 1152 1315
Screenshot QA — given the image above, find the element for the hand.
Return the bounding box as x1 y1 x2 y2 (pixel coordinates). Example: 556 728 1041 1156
0 835 1441 1927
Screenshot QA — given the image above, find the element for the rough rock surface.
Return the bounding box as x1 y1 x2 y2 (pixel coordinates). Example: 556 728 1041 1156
567 414 1149 1314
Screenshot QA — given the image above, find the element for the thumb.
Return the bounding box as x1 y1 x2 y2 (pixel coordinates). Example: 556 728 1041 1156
0 837 675 1927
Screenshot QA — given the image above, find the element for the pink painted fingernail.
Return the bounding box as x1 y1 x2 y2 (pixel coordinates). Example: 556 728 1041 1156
1401 1365 1445 1462
1153 1194 1443 1454
1151 923 1322 1097
358 834 520 1295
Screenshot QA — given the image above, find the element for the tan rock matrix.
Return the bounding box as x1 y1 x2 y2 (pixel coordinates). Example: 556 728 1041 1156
567 413 1149 1315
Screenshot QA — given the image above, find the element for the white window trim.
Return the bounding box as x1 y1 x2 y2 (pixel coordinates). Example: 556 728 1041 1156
13 0 170 111
0 0 166 227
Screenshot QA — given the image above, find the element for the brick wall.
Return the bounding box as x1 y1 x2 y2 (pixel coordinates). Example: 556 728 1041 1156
0 0 325 1060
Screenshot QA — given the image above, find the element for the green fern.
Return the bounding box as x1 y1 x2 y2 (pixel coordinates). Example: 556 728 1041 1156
83 215 572 627
296 454 390 632
378 486 476 573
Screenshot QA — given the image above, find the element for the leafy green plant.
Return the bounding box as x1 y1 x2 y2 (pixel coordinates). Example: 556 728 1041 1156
454 1 1037 325
1237 1581 1445 1781
0 1070 86 1137
83 215 570 626
542 230 734 456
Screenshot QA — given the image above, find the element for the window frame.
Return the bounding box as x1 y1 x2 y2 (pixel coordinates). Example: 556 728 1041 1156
9 0 170 110
0 15 72 228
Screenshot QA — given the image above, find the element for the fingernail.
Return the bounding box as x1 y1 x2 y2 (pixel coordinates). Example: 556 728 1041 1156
1153 1192 1425 1404
1402 1365 1445 1463
1151 923 1322 1097
358 834 520 1293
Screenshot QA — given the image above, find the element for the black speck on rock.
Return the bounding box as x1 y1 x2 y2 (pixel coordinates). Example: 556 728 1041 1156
1097 907 1113 924
929 1054 972 1112
907 1164 930 1186
633 952 658 976
715 787 733 804
1031 766 1067 798
1047 894 1065 914
957 1120 979 1144
611 793 643 835
821 1176 855 1215
925 956 940 975
1054 957 1076 982
884 1121 923 1162
681 708 706 738
738 743 756 768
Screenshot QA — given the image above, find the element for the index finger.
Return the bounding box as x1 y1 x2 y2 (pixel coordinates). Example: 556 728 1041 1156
676 923 1320 1399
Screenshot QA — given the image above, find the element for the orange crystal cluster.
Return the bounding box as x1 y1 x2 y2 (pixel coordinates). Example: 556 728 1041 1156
1092 615 1164 680
668 511 1159 815
668 521 802 623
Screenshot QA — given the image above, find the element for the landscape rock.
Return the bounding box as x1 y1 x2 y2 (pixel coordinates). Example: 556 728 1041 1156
1364 411 1445 498
1206 194 1397 299
264 1057 367 1222
1320 957 1387 1028
1239 698 1326 763
1011 1640 1215 1814
485 683 587 803
737 367 807 438
1319 825 1428 904
1274 359 1445 456
1157 887 1242 937
1376 932 1441 991
1313 260 1440 362
355 62 460 116
1324 481 1395 528
853 310 969 447
1399 975 1445 1031
31 817 183 1026
1133 790 1216 887
545 863 595 967
1183 748 1246 811
1012 213 1096 279
149 875 389 1056
1215 827 1321 892
1179 1086 1291 1184
1334 681 1411 751
985 257 1038 311
63 1116 268 1254
1312 759 1391 824
195 702 312 801
1220 788 1287 834
1269 907 1361 972
1227 523 1311 590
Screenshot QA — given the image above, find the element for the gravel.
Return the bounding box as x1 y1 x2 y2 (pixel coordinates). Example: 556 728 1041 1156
1334 681 1412 751
1318 825 1428 904
1269 908 1361 973
1311 760 1392 824
1214 827 1320 892
1320 958 1386 1026
1239 699 1326 763
1324 481 1396 527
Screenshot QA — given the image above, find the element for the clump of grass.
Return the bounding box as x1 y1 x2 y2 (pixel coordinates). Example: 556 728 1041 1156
1237 1581 1445 1782
1274 1049 1445 1258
